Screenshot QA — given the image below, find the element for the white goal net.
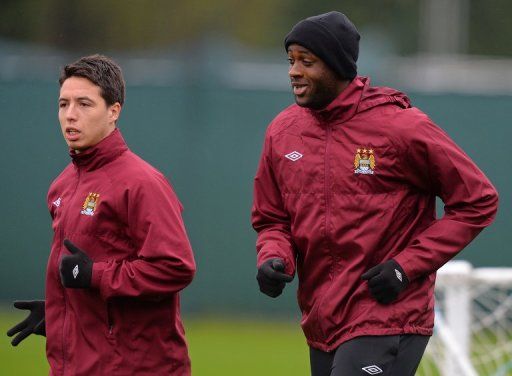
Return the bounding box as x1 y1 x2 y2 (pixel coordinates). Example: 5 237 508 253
417 261 512 376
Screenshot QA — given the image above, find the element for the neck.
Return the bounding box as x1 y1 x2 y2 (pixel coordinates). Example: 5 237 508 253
309 79 352 111
71 126 116 154
334 79 351 97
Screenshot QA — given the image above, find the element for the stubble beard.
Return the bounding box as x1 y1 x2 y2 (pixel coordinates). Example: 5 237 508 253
296 78 340 110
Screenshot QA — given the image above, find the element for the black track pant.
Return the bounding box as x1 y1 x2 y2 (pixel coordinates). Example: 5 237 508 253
310 335 430 376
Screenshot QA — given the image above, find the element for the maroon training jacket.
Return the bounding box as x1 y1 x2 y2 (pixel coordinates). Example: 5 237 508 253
46 129 196 375
252 76 498 352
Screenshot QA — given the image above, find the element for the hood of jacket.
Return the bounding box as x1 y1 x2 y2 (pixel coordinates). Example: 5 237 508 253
70 128 128 172
305 76 411 124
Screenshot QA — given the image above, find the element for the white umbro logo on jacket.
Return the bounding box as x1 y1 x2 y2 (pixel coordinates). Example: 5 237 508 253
285 151 303 161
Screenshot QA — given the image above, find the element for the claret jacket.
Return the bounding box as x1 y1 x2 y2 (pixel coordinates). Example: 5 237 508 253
252 76 498 352
46 129 196 375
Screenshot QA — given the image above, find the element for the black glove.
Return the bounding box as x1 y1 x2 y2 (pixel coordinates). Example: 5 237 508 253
257 258 293 298
361 259 409 304
7 300 46 346
59 239 93 288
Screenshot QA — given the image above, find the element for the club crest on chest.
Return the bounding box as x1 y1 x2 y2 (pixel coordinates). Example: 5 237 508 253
354 147 376 175
81 192 100 216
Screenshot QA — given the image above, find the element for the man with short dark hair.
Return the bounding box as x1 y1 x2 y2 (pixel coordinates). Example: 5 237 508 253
7 54 196 375
252 12 499 375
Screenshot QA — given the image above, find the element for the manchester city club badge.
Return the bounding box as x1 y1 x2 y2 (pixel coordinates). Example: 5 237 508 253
81 192 100 216
354 148 376 174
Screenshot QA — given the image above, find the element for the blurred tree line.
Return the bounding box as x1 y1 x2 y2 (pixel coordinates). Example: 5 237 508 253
0 0 511 56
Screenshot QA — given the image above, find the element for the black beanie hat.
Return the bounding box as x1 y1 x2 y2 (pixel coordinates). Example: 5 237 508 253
284 11 360 80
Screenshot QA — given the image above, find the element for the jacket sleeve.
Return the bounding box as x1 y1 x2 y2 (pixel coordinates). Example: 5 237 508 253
90 174 196 300
393 111 498 281
251 129 297 276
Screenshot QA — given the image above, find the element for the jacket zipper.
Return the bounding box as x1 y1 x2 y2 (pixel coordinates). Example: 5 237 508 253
58 166 81 374
324 123 333 270
314 121 332 342
107 301 114 336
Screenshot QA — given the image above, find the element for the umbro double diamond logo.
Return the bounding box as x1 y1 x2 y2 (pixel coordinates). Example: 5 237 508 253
285 151 303 161
395 268 403 282
72 265 79 279
362 365 383 374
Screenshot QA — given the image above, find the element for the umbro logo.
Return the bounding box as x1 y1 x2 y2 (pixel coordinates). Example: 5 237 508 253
53 197 62 207
72 265 79 279
395 269 403 282
285 151 303 161
362 365 383 374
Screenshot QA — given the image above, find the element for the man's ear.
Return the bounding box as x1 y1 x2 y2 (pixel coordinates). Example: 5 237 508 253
109 102 122 124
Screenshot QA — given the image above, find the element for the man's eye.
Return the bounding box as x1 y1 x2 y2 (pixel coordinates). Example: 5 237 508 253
287 58 294 64
303 60 313 66
79 102 90 107
59 102 66 108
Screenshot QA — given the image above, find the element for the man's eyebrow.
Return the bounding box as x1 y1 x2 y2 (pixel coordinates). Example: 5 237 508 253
58 96 94 102
288 49 314 57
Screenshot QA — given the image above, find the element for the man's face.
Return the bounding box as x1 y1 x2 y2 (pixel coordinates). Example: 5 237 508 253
58 76 120 152
287 44 343 110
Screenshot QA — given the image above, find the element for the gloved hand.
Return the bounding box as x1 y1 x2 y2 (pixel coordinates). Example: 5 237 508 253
7 300 46 346
361 259 409 304
59 239 93 288
257 258 293 298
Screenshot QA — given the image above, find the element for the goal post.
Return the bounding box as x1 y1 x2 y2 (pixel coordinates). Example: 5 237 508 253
418 260 512 376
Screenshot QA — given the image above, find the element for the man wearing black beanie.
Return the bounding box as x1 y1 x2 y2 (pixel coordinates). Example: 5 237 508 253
252 11 498 376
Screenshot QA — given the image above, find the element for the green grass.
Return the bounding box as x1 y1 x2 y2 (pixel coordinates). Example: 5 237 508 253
7 309 508 375
0 310 309 375
188 318 309 375
0 311 49 375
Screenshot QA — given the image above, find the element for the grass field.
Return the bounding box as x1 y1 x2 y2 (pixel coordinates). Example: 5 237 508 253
0 310 309 375
5 309 507 375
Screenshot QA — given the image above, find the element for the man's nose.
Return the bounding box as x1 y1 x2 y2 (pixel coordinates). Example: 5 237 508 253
288 62 302 78
65 104 78 121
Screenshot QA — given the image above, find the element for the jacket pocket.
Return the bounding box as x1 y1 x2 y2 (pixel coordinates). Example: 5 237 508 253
106 301 115 339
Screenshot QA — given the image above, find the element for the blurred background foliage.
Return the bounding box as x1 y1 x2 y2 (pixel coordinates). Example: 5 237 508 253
0 0 511 56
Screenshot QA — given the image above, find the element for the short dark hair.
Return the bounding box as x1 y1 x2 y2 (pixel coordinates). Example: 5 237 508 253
59 54 125 106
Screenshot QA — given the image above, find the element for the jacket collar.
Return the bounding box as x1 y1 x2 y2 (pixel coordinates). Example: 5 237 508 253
306 76 367 123
70 128 128 171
